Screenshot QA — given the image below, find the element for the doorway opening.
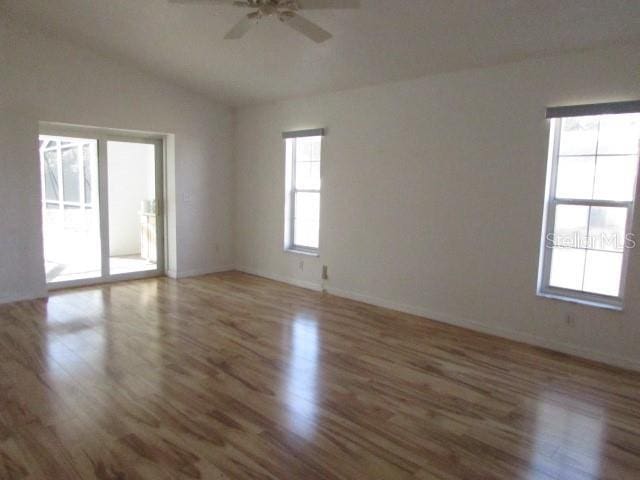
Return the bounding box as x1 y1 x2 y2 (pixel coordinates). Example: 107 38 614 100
39 129 164 287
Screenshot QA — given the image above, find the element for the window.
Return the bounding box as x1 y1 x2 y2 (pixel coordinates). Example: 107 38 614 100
39 135 101 283
39 136 96 211
538 101 640 309
284 129 324 254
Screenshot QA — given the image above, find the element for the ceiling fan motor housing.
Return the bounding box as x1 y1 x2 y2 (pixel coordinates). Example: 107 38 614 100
222 0 337 43
244 0 299 17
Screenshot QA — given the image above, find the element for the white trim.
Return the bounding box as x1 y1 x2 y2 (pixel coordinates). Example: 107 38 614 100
171 265 235 279
538 286 623 311
284 248 320 257
234 268 639 372
46 271 162 291
236 266 322 291
0 290 48 305
166 269 179 279
324 285 640 372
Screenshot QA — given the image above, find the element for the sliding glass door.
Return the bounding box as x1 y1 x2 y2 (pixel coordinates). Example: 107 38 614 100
39 131 163 287
40 136 102 283
107 140 160 276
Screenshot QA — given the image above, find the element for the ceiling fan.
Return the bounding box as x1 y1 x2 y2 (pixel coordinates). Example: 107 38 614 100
169 0 360 43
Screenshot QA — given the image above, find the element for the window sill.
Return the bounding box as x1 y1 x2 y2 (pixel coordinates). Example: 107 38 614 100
537 290 623 312
284 248 319 258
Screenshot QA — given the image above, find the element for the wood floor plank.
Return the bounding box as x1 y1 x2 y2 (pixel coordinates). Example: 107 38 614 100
0 271 639 479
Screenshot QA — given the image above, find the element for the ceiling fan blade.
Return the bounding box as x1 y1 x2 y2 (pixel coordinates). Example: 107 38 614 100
224 15 255 39
169 0 254 7
168 0 238 4
283 13 332 43
296 0 360 9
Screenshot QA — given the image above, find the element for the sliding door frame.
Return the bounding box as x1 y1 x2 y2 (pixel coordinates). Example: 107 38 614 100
40 125 165 290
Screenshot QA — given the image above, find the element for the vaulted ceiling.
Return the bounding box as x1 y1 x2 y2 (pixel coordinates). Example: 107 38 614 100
3 0 640 106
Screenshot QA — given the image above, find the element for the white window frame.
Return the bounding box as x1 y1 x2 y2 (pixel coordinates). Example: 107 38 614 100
537 102 640 310
283 129 324 256
40 136 97 212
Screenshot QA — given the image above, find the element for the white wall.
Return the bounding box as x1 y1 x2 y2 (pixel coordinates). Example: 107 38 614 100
234 43 640 371
2 13 639 371
0 18 234 302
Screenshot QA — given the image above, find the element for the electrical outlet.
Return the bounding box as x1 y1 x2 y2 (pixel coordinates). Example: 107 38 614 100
322 265 328 280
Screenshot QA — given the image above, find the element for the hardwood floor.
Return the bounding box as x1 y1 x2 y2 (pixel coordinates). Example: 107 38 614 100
1 272 639 479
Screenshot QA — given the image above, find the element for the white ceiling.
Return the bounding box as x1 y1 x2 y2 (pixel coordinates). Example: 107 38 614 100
3 0 640 106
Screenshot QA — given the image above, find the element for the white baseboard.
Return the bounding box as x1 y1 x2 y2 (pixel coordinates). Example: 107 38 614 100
0 290 47 305
232 268 638 372
325 285 640 372
170 265 235 279
236 266 322 292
